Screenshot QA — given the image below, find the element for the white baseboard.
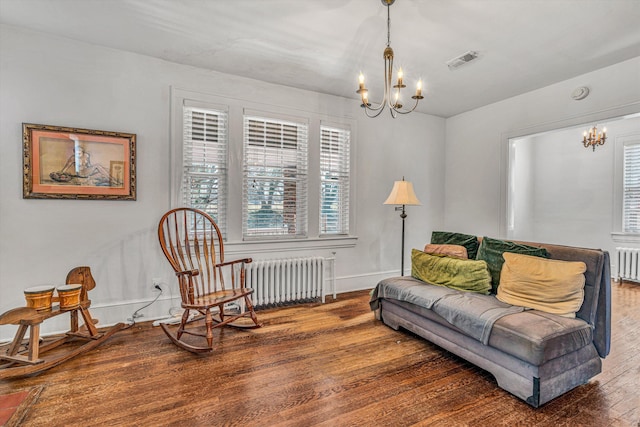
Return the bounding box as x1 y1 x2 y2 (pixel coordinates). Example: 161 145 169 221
0 270 399 342
333 269 398 293
0 296 180 343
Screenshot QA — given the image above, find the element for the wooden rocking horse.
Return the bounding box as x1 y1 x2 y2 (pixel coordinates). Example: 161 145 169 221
157 208 262 353
0 266 124 379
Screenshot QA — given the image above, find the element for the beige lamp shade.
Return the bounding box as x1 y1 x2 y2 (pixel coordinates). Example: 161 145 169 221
384 180 421 205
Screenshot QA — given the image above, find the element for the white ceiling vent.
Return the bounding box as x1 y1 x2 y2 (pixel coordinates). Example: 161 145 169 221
446 51 479 70
571 86 590 100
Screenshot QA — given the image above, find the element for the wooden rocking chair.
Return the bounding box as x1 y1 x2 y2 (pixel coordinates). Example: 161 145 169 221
157 208 261 353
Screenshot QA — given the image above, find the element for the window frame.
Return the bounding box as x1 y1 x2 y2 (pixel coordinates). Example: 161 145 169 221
180 104 228 237
623 141 640 233
613 132 640 242
319 122 351 236
170 87 357 254
242 113 309 240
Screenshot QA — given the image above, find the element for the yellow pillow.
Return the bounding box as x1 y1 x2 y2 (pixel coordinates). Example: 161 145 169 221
423 243 468 259
496 252 587 318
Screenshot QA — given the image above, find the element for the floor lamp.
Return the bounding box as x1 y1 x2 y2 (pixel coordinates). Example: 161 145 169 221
384 178 421 276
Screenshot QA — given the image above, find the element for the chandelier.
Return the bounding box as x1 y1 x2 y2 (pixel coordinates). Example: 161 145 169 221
357 0 423 118
582 125 607 151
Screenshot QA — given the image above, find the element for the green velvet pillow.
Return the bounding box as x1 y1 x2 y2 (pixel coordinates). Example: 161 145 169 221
411 249 491 294
431 231 480 260
476 236 549 293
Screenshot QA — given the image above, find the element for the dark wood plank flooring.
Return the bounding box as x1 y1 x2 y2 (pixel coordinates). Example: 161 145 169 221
1 282 638 426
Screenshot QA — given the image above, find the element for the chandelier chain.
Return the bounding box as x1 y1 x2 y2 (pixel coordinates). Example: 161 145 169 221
387 3 391 47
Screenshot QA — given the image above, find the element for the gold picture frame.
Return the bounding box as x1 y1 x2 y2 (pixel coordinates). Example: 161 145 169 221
23 123 136 200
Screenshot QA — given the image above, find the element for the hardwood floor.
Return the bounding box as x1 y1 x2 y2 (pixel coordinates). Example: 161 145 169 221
1 282 638 426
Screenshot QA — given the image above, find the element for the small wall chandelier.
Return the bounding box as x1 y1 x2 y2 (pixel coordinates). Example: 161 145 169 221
357 0 423 118
582 125 607 151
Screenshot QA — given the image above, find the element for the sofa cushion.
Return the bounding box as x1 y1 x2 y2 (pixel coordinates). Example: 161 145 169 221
476 236 549 293
423 243 468 259
497 252 587 318
431 231 479 260
411 249 491 294
489 310 593 365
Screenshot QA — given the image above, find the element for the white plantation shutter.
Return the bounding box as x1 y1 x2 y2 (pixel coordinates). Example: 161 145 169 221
182 106 228 237
623 142 640 232
243 115 308 239
320 125 350 235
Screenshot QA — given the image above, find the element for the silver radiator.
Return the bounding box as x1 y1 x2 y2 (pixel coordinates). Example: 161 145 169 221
616 247 640 282
246 256 334 307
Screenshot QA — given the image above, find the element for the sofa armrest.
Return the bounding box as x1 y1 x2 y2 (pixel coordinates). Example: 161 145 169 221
593 251 611 358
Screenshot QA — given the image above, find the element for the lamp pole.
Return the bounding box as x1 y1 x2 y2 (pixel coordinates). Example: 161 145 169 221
400 204 406 275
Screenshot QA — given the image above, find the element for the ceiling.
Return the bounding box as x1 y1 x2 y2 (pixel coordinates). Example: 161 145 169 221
1 0 639 117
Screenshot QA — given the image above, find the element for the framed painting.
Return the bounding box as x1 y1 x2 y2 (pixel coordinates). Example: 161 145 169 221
23 123 136 200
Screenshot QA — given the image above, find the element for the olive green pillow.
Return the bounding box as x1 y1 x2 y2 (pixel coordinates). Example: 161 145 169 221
431 231 480 260
411 249 491 294
476 236 549 293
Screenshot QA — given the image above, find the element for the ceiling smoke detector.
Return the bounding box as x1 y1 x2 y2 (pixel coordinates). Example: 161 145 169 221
446 51 479 70
571 86 590 100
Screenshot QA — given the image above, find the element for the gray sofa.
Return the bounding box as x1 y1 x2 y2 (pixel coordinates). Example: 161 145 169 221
370 241 611 407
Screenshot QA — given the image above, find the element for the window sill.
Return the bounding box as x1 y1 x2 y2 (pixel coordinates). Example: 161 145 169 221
224 235 358 256
611 232 640 243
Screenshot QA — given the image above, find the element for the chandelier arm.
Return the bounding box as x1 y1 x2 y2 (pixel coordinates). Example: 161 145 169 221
361 50 394 114
363 103 386 113
392 97 421 115
361 92 387 113
362 99 386 112
385 53 395 110
359 88 385 112
363 106 387 118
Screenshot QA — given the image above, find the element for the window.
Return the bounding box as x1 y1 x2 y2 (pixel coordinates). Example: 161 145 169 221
320 124 350 235
607 125 640 242
182 106 228 236
242 115 308 239
623 142 640 232
173 88 356 249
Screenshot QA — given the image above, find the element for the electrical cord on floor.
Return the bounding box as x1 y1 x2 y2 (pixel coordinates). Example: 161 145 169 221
123 286 163 329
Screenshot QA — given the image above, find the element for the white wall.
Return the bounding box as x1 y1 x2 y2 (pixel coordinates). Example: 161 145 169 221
0 25 446 339
507 117 640 261
509 138 534 239
445 57 640 248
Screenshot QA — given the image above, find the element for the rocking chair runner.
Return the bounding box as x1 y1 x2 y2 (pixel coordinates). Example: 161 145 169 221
158 208 261 353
